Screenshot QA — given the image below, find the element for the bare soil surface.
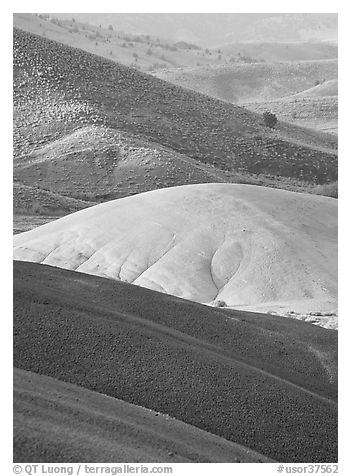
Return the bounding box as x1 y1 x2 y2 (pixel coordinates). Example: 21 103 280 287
14 368 272 463
14 184 337 322
14 261 337 463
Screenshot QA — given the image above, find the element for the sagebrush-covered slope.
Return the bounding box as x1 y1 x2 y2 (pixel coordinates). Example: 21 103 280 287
154 60 337 103
14 28 337 198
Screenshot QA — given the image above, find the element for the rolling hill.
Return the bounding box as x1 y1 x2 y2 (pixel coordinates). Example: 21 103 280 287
243 96 338 135
155 61 338 135
13 183 337 321
14 124 241 206
13 13 243 73
154 60 337 104
292 78 338 98
13 28 338 216
14 14 337 72
13 14 339 465
14 368 272 462
13 182 95 215
13 260 338 462
51 13 338 47
219 41 338 62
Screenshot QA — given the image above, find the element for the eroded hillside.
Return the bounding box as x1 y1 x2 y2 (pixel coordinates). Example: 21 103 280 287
14 28 338 215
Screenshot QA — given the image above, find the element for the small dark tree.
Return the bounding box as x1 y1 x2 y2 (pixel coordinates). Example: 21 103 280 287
263 111 278 128
108 24 114 31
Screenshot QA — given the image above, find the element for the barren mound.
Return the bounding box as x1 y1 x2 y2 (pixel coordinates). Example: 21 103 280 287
14 261 337 462
13 183 337 317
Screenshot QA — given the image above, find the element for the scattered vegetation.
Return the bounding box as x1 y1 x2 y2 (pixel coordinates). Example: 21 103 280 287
175 41 201 50
13 28 338 210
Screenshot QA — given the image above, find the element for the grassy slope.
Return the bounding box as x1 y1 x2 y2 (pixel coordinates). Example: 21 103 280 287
154 60 337 103
13 28 337 212
14 368 272 463
14 125 247 205
14 14 337 70
52 13 338 47
292 79 338 97
13 182 94 215
14 261 337 463
219 41 337 62
155 61 338 137
255 79 338 134
13 13 236 72
13 215 59 235
244 96 337 134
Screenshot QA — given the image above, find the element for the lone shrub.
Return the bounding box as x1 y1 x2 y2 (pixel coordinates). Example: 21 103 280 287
263 111 278 128
213 300 227 308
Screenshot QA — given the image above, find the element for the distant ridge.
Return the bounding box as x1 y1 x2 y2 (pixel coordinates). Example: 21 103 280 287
50 13 338 46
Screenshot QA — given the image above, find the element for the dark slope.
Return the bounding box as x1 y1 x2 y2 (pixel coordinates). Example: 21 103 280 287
14 182 94 215
13 261 337 462
14 28 337 198
13 125 243 206
14 368 272 463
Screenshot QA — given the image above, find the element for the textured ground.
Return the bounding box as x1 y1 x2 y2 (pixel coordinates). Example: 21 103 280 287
244 96 337 135
13 13 258 73
13 28 338 215
13 14 338 72
13 261 337 462
219 41 337 62
155 61 338 136
14 368 272 463
13 184 337 322
154 60 337 104
47 13 337 47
